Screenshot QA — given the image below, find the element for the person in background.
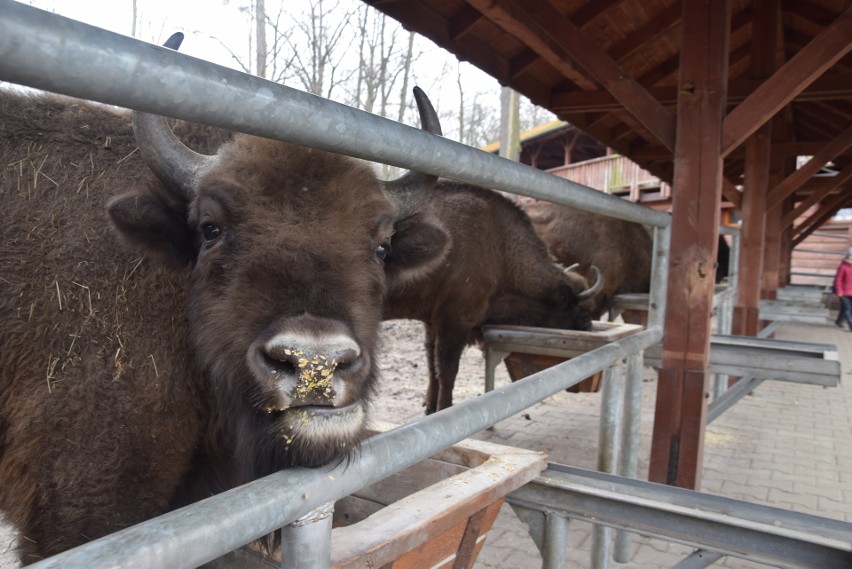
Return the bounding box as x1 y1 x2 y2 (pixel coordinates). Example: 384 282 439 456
833 247 852 331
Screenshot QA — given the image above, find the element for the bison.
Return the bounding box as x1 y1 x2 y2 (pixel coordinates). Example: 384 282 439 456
522 201 653 319
523 200 731 319
0 79 448 562
384 181 602 414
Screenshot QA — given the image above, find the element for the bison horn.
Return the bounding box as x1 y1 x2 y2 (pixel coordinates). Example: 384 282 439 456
383 87 442 219
132 32 217 202
576 265 604 300
563 262 580 273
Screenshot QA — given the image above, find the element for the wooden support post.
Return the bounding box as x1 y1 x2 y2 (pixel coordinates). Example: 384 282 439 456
649 0 729 490
762 173 782 301
732 0 777 338
780 197 795 286
733 124 772 335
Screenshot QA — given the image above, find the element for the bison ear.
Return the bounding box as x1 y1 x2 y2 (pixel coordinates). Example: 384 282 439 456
107 184 196 269
384 213 450 290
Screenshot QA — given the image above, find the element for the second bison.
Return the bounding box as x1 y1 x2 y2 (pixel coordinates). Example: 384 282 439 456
384 182 602 414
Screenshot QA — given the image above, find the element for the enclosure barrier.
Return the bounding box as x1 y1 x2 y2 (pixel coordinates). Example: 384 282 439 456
4 4 842 569
508 463 852 569
25 328 662 568
0 0 667 229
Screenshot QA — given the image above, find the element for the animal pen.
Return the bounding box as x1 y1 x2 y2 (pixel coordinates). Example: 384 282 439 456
1 3 850 568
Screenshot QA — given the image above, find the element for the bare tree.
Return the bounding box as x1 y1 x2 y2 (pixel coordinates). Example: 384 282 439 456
279 0 355 98
255 0 267 78
396 31 416 123
519 97 558 131
351 5 418 119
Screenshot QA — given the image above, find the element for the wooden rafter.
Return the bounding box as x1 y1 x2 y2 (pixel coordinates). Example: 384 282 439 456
722 178 743 209
465 0 676 152
448 4 483 41
551 75 852 113
792 189 852 245
721 5 852 156
767 123 852 209
607 2 682 63
783 166 852 227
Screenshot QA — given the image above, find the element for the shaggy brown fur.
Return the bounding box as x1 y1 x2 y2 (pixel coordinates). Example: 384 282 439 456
0 90 443 563
525 201 730 319
384 181 596 414
523 201 654 319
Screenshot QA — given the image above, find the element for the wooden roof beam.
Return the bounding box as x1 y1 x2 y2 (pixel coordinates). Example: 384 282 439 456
792 189 852 246
721 5 852 157
448 4 483 41
782 165 852 227
722 178 743 210
466 0 676 152
767 123 852 209
551 75 852 113
569 0 628 28
607 2 682 63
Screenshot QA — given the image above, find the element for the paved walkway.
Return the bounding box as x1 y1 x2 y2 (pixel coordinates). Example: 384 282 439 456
464 320 851 568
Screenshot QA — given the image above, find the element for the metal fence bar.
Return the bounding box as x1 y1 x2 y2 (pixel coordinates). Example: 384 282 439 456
670 550 724 569
28 327 663 569
0 1 669 228
279 503 334 569
591 363 625 569
542 513 570 569
613 352 644 562
508 463 852 569
647 225 671 329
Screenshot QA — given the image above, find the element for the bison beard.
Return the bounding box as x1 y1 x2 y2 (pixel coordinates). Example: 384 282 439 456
0 85 445 563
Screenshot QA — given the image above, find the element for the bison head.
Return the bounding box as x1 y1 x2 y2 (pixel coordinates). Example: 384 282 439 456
107 84 446 474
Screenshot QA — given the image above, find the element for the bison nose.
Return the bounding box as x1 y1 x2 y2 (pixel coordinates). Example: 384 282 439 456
262 336 360 374
253 332 362 406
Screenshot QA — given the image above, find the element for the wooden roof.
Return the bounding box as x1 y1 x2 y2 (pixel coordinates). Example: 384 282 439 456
362 0 852 489
362 0 852 214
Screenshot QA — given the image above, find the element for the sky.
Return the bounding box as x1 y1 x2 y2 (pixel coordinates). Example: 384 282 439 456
17 0 507 140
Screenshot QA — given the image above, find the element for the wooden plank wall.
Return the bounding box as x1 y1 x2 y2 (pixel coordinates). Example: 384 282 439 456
791 220 851 286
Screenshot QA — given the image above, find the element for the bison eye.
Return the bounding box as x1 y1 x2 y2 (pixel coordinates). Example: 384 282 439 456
374 243 389 262
202 223 222 243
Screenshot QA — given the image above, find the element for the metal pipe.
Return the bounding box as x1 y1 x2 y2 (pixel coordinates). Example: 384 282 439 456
542 512 569 569
670 549 724 568
279 503 334 569
510 463 852 569
592 362 625 569
614 352 643 562
0 1 670 228
647 225 671 329
29 328 663 569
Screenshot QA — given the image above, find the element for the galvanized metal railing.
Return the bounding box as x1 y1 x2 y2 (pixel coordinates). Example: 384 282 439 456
0 3 669 568
1 4 847 569
0 0 669 229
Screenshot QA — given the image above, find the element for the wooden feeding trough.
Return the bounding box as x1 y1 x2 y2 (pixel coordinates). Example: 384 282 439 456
331 422 546 568
227 422 546 569
484 322 645 393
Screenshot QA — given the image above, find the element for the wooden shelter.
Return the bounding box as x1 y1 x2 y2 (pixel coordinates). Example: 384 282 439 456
361 0 852 489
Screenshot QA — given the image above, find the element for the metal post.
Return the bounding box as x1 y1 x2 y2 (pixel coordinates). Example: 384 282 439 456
715 227 738 398
591 361 625 569
647 225 671 329
484 347 510 394
614 352 643 562
713 294 732 399
279 502 334 569
542 512 569 569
